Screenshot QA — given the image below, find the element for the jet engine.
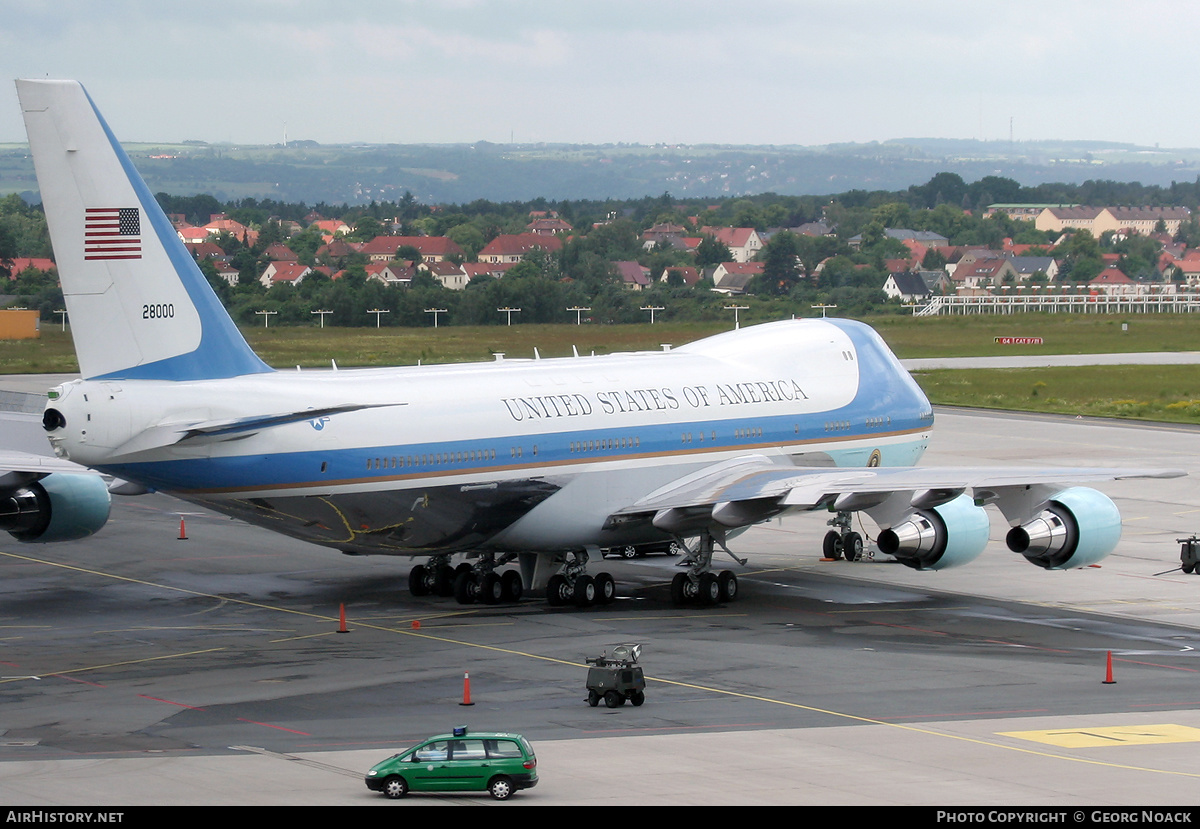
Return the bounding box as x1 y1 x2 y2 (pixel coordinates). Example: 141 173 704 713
0 473 111 543
876 494 990 570
1004 486 1121 569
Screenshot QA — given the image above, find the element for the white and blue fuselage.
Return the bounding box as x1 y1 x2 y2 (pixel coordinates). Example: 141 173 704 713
45 318 933 555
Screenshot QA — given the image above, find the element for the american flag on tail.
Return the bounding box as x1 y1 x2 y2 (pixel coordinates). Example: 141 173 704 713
84 207 141 260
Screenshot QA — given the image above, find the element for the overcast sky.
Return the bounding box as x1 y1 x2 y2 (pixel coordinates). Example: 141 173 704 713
1 0 1195 149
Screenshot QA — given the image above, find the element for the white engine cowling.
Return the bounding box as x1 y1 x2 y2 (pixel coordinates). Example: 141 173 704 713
1005 487 1121 569
0 473 111 543
876 493 990 571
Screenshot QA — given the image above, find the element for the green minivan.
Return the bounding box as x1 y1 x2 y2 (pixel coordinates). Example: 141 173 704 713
365 728 538 801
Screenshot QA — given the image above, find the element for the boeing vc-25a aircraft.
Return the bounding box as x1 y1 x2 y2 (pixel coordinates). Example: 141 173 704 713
1 79 1184 607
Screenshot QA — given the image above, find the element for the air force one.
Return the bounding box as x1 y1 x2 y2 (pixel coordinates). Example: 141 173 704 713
1 79 1184 607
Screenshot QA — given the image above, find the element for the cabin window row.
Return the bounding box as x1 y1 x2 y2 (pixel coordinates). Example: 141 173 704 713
570 436 641 453
366 448 498 470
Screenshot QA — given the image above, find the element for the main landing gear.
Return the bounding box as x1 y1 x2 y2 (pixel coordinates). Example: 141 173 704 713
411 553 525 605
670 531 744 606
823 511 864 562
546 549 617 609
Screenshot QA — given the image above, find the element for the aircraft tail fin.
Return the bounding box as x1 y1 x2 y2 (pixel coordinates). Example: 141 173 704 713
16 79 271 381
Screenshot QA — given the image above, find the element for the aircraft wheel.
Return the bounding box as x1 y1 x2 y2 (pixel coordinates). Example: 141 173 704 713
480 572 503 605
670 572 690 605
453 570 478 605
699 572 720 605
573 574 596 607
594 572 616 604
434 565 456 596
823 530 843 560
718 570 738 602
546 574 570 606
408 564 430 597
501 570 523 602
844 532 863 562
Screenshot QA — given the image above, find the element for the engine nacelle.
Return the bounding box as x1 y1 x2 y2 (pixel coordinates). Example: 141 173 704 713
876 493 990 571
0 473 111 543
1005 486 1121 569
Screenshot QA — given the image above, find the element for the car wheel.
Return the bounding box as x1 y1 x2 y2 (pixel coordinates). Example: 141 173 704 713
621 545 639 559
630 689 645 706
594 572 616 604
383 776 408 799
488 775 514 800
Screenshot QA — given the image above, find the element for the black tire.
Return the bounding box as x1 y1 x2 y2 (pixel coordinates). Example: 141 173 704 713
408 564 430 597
480 572 503 604
488 775 515 800
823 530 843 560
453 570 478 605
546 574 569 606
501 570 523 602
1185 562 1197 574
383 776 408 799
434 565 456 596
604 690 622 708
670 572 689 605
621 545 639 559
573 574 596 607
699 572 720 605
587 689 600 707
630 689 645 706
594 572 616 604
844 532 863 562
718 570 738 603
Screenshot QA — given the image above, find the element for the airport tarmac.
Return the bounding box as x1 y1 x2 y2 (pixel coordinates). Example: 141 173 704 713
2 407 1200 806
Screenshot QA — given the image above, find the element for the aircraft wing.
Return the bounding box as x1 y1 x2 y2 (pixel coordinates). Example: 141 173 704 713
0 449 100 488
611 454 1185 541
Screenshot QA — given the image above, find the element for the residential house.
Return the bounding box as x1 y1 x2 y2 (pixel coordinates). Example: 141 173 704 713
701 227 763 263
882 272 932 302
613 261 651 291
477 234 563 264
260 262 312 289
710 261 763 294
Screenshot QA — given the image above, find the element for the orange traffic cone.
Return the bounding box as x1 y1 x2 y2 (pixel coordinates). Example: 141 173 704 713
177 518 188 540
1103 650 1116 684
460 671 474 706
337 603 348 634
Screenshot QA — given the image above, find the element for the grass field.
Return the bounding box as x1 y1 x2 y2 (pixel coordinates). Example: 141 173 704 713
3 314 1199 423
